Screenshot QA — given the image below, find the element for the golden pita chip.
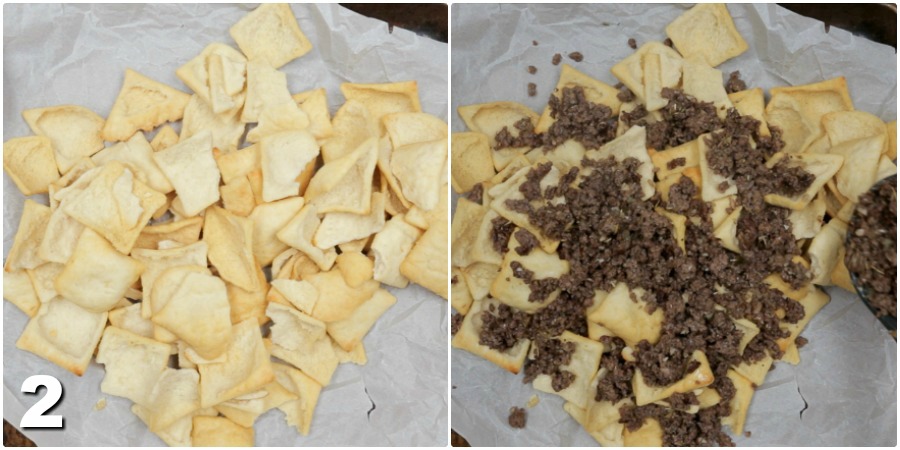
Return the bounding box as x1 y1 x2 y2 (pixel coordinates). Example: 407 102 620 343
150 124 180 152
25 263 64 304
403 183 448 230
765 77 854 154
713 205 742 253
271 279 318 315
216 379 299 427
246 99 311 144
450 267 473 315
763 152 843 210
192 415 255 447
38 204 85 264
530 332 604 409
199 318 275 408
340 81 421 132
886 120 897 160
307 192 384 250
806 218 847 286
55 228 145 313
401 215 449 299
152 271 233 360
611 41 683 105
227 262 269 326
468 210 504 266
3 269 41 318
566 399 627 447
587 320 615 342
451 132 497 194
137 367 202 433
452 298 531 374
335 251 375 289
181 94 246 153
221 175 257 217
383 112 448 150
829 134 883 202
822 110 886 147
241 59 303 126
230 3 312 69
249 196 305 266
293 88 334 140
491 234 569 313
649 139 699 180
876 155 897 181
682 58 732 119
461 262 499 302
132 241 209 318
153 130 221 217
22 105 105 173
721 370 755 435
276 204 338 271
451 197 487 268
623 418 664 446
207 51 247 115
102 69 191 142
588 282 664 347
322 99 379 163
728 88 771 135
327 289 396 351
273 363 322 436
829 246 855 293
788 192 827 240
95 326 171 406
632 350 714 406
133 217 204 250
665 3 748 67
391 138 447 211
3 136 60 196
260 131 319 202
267 303 339 386
307 269 379 323
5 199 51 271
458 101 539 153
306 137 378 214
216 144 261 184
16 297 107 376
776 287 830 353
537 64 623 132
203 206 258 291
370 214 423 288
108 302 154 339
176 43 246 107
93 133 175 194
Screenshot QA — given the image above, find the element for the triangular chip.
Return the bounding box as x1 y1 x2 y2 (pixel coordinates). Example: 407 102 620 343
96 326 171 406
5 199 51 271
229 3 312 69
203 206 259 292
198 318 275 408
102 69 191 142
260 130 320 202
305 137 378 214
152 130 221 217
273 362 322 436
326 288 396 351
152 271 233 360
391 138 448 211
22 105 105 173
665 3 748 67
267 303 339 386
3 136 60 195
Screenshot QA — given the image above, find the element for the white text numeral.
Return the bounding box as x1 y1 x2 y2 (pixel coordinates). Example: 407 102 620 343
20 375 64 428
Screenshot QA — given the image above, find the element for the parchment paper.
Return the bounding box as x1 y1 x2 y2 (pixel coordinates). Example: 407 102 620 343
3 4 448 446
450 4 897 446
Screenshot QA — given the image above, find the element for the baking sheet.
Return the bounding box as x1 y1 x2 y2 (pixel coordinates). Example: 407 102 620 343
3 4 448 446
450 3 897 446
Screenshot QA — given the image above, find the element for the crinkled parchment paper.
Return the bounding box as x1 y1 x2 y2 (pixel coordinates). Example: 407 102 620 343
3 4 447 446
450 4 896 446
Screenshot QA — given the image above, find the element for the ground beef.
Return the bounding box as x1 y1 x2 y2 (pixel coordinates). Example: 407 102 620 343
510 261 535 282
528 65 537 74
451 313 464 336
545 86 618 150
523 337 577 391
617 83 636 103
620 403 736 447
494 117 543 150
568 51 584 62
595 336 635 402
528 82 537 97
620 104 648 127
508 407 527 428
667 176 705 217
552 53 562 65
514 228 539 255
533 40 538 46
667 392 700 411
478 303 532 351
628 38 638 49
639 88 722 150
463 183 484 204
666 157 687 171
664 37 674 47
491 216 516 254
795 335 808 349
846 176 897 317
725 71 747 94
520 161 552 201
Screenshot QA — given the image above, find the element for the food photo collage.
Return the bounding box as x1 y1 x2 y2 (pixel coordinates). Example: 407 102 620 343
2 3 896 447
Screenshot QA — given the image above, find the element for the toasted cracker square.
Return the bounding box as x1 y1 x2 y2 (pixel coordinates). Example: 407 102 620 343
96 326 171 405
131 241 209 318
5 199 51 271
16 297 107 376
102 69 191 142
665 3 748 67
152 130 221 217
22 105 105 173
3 136 60 195
588 282 664 347
451 298 531 374
230 4 312 69
55 228 145 313
530 332 604 409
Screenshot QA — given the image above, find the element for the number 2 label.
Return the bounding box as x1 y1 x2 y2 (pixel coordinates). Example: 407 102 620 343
20 375 64 428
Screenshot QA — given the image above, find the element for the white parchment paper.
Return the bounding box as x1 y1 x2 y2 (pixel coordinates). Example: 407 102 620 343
450 4 897 446
3 4 448 446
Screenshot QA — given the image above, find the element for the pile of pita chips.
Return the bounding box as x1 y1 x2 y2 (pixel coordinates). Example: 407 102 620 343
3 4 447 446
451 3 895 446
